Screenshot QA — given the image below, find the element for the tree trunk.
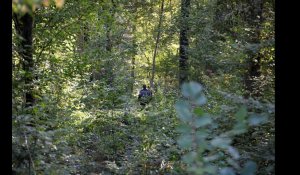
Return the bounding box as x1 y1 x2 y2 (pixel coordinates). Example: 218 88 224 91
244 0 264 98
127 6 136 94
179 0 191 86
106 0 117 87
150 0 165 89
130 2 138 94
105 26 112 52
131 30 136 93
13 12 35 107
77 22 89 54
95 0 116 86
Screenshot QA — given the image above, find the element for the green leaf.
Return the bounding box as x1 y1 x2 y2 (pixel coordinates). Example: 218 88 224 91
182 81 203 98
232 122 247 135
181 83 190 98
189 82 203 95
176 124 192 134
220 167 236 175
182 151 197 164
211 137 232 149
177 134 193 149
191 167 205 174
235 106 247 121
195 116 212 128
203 154 220 162
175 101 192 122
196 130 209 140
248 114 268 126
241 161 257 175
194 107 204 116
227 146 240 159
203 165 217 174
195 95 207 105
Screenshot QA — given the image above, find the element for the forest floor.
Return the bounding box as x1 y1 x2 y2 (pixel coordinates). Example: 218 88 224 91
63 103 177 175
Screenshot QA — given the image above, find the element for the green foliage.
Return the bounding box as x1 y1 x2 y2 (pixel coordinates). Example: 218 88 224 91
175 82 271 175
12 0 274 174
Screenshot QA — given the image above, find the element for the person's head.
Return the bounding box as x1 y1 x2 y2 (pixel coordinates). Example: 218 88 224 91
142 84 146 89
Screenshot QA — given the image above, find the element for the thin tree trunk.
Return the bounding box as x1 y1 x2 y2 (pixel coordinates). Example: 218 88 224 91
13 12 35 107
150 0 165 89
130 3 138 94
131 55 135 92
105 26 112 52
179 0 191 86
105 0 116 86
244 0 264 98
77 23 89 54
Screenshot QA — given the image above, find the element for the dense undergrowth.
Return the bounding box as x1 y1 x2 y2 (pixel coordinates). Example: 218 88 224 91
12 0 274 174
12 80 274 175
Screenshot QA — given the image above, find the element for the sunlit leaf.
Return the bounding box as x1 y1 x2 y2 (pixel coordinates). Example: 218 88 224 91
43 0 50 7
55 0 65 8
194 107 204 116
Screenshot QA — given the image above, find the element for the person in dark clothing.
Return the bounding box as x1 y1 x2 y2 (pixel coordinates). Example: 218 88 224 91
138 85 152 107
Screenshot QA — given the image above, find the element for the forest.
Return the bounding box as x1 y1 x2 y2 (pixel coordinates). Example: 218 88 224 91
12 0 275 174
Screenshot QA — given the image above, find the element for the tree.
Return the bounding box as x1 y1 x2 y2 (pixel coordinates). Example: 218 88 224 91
13 12 35 107
150 0 165 89
179 0 191 86
11 0 274 174
129 1 138 94
244 0 264 98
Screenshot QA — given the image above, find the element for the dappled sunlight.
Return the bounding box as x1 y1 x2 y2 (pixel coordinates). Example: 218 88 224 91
13 0 274 174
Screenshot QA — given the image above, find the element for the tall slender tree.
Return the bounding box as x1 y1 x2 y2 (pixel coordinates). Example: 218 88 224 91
130 1 138 94
179 0 191 86
150 0 165 89
244 0 264 98
13 12 35 107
